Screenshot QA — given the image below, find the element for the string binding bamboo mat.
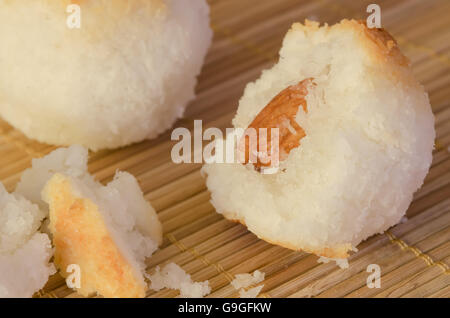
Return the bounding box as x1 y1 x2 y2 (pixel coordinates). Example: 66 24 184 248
1 0 449 298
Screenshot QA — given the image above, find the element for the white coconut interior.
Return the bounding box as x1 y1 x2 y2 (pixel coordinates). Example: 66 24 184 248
0 183 54 298
17 145 162 284
62 171 162 283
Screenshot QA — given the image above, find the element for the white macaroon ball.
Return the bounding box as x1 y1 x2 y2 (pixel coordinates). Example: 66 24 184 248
0 0 212 150
203 20 435 259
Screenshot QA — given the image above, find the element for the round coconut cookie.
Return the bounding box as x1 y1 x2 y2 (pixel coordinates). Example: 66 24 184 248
202 20 435 259
0 0 212 150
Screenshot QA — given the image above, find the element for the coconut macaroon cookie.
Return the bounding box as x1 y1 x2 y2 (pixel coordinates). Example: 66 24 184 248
202 20 435 259
0 0 212 150
0 183 54 298
14 145 162 297
37 150 162 297
17 145 160 242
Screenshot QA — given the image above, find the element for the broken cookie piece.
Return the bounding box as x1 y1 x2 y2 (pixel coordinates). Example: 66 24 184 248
42 159 162 298
0 182 54 298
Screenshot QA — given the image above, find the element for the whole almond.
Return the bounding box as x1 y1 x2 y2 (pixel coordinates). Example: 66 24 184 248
240 78 313 170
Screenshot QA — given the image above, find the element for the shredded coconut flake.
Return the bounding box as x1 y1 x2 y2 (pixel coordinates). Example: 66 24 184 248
230 270 265 298
148 263 211 298
318 256 349 269
239 285 264 298
231 270 265 290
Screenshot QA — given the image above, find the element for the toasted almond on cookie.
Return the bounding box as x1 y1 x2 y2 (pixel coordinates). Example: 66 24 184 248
240 78 314 170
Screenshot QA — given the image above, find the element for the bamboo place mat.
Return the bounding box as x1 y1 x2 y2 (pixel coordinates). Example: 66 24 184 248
1 0 449 298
